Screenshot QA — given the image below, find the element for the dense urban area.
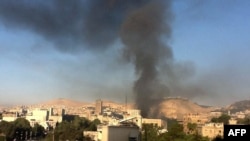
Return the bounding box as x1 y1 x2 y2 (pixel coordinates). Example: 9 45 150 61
0 98 250 141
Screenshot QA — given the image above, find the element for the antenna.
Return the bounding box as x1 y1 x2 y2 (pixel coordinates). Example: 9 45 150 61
125 93 127 112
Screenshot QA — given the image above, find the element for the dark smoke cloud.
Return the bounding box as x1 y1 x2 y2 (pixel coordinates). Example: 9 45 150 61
121 1 173 117
0 0 149 51
0 0 173 117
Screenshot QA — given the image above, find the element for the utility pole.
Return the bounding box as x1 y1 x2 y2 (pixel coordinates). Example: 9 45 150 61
53 129 55 141
125 94 127 112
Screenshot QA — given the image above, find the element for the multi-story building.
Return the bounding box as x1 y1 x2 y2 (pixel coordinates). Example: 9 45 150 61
182 113 209 134
120 109 167 131
95 99 103 115
126 109 141 118
201 122 223 139
209 111 222 118
26 109 48 121
25 108 63 129
142 118 166 128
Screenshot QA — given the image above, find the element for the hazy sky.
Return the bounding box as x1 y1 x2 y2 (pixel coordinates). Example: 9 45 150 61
1 0 250 106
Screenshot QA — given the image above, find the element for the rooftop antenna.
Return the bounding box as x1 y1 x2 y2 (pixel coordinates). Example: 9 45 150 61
125 93 127 112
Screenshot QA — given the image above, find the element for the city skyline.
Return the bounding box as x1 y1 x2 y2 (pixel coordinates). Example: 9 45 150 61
1 0 250 106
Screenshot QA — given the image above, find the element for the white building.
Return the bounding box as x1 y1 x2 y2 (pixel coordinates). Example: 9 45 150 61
2 112 18 122
97 125 140 141
26 109 48 123
25 108 63 129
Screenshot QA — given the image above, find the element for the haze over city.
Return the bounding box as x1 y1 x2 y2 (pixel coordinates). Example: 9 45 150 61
0 0 250 108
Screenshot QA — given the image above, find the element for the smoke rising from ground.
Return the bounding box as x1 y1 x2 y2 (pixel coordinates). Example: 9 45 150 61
0 0 173 117
121 1 173 117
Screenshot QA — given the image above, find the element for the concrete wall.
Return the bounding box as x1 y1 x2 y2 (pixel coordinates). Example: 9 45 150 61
98 125 140 141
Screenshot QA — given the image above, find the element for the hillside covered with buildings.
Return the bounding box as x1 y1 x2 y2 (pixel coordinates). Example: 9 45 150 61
1 98 250 140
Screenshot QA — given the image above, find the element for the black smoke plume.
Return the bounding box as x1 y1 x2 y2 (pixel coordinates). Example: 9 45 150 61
0 0 173 117
121 1 173 117
0 0 149 50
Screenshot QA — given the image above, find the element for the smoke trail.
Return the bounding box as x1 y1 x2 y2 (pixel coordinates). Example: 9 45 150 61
0 0 173 117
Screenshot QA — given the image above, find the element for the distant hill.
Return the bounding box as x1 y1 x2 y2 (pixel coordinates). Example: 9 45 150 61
156 97 215 119
225 100 250 113
36 98 91 107
33 97 215 119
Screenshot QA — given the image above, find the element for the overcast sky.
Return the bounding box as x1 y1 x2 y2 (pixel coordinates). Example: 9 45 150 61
0 0 250 106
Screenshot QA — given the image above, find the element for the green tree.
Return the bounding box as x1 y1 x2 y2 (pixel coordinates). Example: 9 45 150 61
186 133 209 141
158 122 185 141
13 118 32 140
86 118 101 131
211 114 231 124
32 123 45 139
163 118 178 131
141 123 160 141
0 120 15 141
158 122 209 141
187 123 197 134
237 117 250 125
0 118 32 141
47 116 100 141
13 118 31 129
212 135 223 141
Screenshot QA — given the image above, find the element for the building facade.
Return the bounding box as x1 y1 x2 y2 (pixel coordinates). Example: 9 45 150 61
95 99 103 115
97 125 140 141
201 122 223 139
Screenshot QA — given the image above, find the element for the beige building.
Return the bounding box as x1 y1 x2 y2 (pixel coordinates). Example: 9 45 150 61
122 109 166 130
127 109 141 117
236 112 245 119
201 122 223 139
97 125 140 141
95 99 103 115
47 115 63 128
209 111 222 118
182 113 209 134
142 118 166 128
228 118 237 125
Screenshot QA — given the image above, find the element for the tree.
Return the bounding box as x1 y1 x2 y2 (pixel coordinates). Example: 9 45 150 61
165 118 178 131
86 119 101 131
211 114 231 124
158 122 209 141
47 116 100 141
13 118 31 129
156 122 185 141
237 117 250 125
187 123 197 134
0 118 32 141
32 123 45 139
141 123 160 141
0 120 15 141
212 135 223 141
13 118 32 140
